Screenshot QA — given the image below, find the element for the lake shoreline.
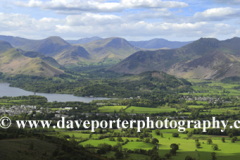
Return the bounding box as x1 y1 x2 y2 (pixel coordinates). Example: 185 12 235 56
0 83 110 103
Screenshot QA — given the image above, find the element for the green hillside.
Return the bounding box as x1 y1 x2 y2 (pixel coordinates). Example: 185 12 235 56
110 37 240 80
0 48 64 77
75 70 192 98
21 51 62 68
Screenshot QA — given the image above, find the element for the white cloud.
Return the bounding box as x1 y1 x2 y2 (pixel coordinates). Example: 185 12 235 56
0 11 238 41
54 15 237 40
121 0 188 9
15 0 123 13
15 0 43 7
126 9 174 21
14 0 188 14
193 7 240 21
46 0 124 13
65 13 121 26
0 13 33 29
0 12 63 39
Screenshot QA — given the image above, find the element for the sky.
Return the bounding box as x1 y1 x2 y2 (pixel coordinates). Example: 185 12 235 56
1 0 240 41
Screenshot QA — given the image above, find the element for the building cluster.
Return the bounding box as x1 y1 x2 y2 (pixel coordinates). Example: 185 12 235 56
180 96 232 104
0 105 36 116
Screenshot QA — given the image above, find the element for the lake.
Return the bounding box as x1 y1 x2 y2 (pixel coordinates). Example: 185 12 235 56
0 83 110 102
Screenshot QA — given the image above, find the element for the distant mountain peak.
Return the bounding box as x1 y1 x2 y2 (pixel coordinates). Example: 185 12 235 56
67 36 102 44
105 37 134 49
129 38 192 49
44 36 70 45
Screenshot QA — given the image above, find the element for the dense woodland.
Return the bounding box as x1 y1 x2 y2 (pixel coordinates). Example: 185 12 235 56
0 69 193 99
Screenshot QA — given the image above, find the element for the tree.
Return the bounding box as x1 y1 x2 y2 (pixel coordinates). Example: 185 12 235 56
155 130 160 135
233 136 238 141
160 133 163 138
207 138 213 144
228 133 233 138
172 133 179 137
170 143 179 150
145 137 150 143
117 137 123 142
122 148 129 158
152 138 159 145
96 128 103 134
221 137 225 143
212 144 218 151
112 143 122 152
109 137 115 141
151 150 160 160
196 142 201 148
231 137 236 143
114 150 123 159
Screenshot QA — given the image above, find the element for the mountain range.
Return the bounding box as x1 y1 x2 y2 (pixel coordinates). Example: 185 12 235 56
67 37 191 49
79 37 140 65
0 36 140 66
129 38 192 49
67 36 102 44
110 37 240 80
2 35 240 80
0 36 91 66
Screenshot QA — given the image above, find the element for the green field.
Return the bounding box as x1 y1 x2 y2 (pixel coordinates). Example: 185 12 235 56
187 101 208 104
81 138 119 147
59 131 92 139
125 106 177 113
98 105 127 112
210 108 240 115
75 129 240 160
188 105 204 108
182 80 240 97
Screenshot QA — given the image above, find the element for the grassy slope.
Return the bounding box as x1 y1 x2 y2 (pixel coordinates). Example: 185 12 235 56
0 48 64 77
22 51 62 68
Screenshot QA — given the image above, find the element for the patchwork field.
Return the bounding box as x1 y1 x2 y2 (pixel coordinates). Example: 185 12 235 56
57 129 240 160
181 79 240 97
